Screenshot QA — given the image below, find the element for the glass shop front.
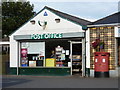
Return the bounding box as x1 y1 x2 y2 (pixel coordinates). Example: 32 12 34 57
20 38 83 76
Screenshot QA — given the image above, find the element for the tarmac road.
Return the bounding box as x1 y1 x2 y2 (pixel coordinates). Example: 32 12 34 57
1 75 119 89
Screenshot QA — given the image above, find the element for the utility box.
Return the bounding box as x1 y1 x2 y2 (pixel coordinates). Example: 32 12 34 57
94 52 110 77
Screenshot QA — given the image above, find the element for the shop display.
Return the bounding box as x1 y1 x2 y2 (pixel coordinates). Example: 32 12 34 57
29 61 36 67
65 50 69 55
68 62 71 67
55 46 65 67
21 48 28 67
36 60 43 66
72 55 81 61
46 58 56 67
21 48 27 57
30 55 44 66
20 42 70 68
72 55 82 73
21 57 28 67
56 62 64 67
61 54 65 60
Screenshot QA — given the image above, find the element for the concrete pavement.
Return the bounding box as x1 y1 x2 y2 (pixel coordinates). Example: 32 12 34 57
1 75 119 88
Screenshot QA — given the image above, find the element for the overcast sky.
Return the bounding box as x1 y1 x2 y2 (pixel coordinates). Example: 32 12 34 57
28 0 120 22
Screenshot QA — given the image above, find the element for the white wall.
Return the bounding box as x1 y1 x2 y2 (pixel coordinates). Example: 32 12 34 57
10 8 86 67
115 26 120 37
10 36 18 67
86 29 90 69
10 9 84 36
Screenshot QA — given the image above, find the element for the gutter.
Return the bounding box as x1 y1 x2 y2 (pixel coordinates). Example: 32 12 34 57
87 23 120 27
0 42 10 45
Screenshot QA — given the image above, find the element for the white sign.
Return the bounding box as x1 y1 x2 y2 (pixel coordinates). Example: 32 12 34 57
68 62 71 67
31 33 63 39
102 59 106 62
66 50 69 55
95 59 98 62
115 27 120 37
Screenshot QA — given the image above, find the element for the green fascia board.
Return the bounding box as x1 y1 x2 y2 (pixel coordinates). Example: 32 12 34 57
9 67 71 76
9 6 87 36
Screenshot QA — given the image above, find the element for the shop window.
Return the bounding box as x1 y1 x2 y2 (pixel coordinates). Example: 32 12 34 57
2 46 9 54
45 40 70 67
21 42 45 67
20 40 83 68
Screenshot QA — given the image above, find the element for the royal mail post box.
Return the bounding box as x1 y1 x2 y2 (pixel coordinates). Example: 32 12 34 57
94 52 110 77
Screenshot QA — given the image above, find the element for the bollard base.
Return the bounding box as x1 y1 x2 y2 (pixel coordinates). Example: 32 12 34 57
94 71 109 78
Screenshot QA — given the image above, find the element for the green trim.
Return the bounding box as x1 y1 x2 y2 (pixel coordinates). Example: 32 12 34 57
9 67 71 76
9 6 88 36
86 68 90 77
82 26 88 30
9 68 17 75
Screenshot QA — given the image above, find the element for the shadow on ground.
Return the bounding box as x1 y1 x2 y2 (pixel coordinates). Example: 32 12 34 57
2 77 31 88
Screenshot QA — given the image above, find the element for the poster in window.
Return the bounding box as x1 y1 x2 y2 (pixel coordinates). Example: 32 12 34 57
21 48 27 57
29 61 36 67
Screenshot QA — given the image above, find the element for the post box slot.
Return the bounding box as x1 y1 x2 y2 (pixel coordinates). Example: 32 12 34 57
101 55 106 56
95 55 98 56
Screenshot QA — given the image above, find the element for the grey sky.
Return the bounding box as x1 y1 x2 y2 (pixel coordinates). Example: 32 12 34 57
28 0 119 21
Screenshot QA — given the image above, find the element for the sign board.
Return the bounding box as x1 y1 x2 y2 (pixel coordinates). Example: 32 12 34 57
14 32 84 40
115 27 120 37
31 33 63 39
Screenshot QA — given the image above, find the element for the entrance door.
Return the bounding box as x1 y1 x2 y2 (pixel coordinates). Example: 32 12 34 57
70 41 83 76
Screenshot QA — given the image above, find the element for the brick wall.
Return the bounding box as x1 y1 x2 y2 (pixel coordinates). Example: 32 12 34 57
90 27 115 70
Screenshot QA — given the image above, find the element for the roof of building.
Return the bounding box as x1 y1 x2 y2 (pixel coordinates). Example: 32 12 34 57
2 37 9 41
10 6 91 36
0 37 9 45
90 12 120 25
44 6 91 26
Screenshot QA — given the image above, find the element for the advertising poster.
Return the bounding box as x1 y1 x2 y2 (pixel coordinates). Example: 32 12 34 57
21 48 28 66
29 61 36 67
21 48 27 57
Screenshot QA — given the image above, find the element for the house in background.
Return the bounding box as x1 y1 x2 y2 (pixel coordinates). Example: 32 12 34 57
0 37 10 54
0 37 10 74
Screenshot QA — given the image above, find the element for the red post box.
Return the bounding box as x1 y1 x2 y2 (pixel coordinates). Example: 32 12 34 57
94 52 110 77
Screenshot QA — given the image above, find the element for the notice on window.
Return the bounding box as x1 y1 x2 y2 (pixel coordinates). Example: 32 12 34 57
62 50 65 54
68 62 71 67
61 54 65 60
29 61 36 67
66 50 69 55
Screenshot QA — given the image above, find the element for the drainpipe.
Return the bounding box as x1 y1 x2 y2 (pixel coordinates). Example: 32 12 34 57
82 26 88 77
17 41 20 75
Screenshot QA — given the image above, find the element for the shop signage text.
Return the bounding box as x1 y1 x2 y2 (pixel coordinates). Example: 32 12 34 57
31 33 63 39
